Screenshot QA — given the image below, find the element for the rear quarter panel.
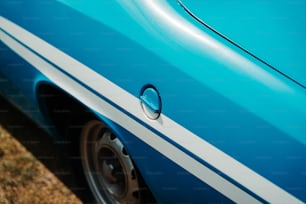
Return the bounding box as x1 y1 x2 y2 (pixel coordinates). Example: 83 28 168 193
0 0 305 203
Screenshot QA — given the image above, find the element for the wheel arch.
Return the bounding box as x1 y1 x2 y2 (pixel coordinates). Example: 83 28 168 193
35 81 156 202
35 81 133 145
36 82 96 140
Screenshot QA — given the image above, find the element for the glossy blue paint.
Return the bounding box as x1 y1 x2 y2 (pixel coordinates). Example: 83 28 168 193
0 0 305 203
180 0 306 88
0 40 50 130
53 0 306 147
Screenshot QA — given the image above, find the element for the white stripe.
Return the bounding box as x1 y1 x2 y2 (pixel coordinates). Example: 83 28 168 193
0 16 302 204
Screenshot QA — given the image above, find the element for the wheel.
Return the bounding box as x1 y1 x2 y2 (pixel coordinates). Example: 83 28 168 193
80 120 144 204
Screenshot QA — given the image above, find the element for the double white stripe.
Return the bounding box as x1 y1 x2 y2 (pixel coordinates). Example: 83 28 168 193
0 16 302 204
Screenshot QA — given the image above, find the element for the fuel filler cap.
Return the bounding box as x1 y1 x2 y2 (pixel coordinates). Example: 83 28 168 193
140 86 161 120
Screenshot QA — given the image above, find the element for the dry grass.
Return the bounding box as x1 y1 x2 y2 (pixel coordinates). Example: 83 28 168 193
0 126 82 204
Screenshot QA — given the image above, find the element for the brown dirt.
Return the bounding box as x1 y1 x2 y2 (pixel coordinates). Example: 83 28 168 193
0 125 82 204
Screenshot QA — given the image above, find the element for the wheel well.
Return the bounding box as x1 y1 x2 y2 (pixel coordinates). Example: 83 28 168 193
36 83 98 202
37 83 96 140
36 83 156 203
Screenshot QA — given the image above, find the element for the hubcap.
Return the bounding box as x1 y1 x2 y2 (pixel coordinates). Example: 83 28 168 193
80 121 142 204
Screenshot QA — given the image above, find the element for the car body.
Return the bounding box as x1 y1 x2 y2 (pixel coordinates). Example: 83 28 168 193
1 0 306 203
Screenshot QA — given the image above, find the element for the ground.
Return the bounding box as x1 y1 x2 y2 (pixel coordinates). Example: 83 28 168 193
0 96 95 203
0 125 82 204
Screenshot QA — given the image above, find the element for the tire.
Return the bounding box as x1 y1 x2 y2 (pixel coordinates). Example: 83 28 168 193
80 120 145 204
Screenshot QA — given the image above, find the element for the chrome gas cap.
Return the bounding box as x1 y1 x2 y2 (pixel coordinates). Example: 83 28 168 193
140 86 161 120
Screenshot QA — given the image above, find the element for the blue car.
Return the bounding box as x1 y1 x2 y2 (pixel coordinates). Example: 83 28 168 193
1 1 306 203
